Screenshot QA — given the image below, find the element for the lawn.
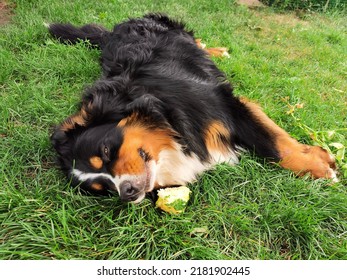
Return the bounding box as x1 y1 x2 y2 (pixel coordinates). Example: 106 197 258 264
0 0 346 260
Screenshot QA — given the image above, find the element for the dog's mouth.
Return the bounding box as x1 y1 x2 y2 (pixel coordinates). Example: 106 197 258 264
145 159 157 192
137 148 157 192
117 159 157 203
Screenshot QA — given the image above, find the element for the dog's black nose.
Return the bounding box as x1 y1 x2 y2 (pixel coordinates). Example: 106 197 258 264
119 181 137 202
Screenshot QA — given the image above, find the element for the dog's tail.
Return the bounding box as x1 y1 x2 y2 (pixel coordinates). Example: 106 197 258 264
48 23 110 48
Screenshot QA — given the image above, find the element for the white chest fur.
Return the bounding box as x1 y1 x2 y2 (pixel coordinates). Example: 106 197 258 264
155 143 238 187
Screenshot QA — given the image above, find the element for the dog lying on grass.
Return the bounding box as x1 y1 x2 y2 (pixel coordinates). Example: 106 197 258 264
49 13 337 203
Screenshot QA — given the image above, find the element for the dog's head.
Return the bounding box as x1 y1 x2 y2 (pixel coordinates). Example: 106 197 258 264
52 93 177 203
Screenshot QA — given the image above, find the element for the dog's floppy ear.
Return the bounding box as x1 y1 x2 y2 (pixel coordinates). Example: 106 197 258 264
81 79 127 125
50 107 91 174
51 127 76 175
123 94 169 127
51 82 126 174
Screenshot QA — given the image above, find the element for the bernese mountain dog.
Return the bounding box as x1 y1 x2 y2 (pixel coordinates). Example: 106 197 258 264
49 14 337 203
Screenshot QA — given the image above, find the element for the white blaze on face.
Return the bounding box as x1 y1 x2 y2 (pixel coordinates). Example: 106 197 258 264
71 159 157 203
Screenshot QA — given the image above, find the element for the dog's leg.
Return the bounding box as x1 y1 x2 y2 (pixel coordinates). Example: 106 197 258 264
239 98 337 181
195 39 230 58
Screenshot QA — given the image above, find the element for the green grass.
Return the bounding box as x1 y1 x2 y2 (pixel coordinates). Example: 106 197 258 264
1 0 346 260
260 0 347 12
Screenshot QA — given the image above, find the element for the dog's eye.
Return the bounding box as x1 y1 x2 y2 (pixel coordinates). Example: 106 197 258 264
138 148 150 161
138 148 146 159
103 146 110 158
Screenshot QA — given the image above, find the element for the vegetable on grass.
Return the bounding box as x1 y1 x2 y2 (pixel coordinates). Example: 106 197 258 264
156 186 191 214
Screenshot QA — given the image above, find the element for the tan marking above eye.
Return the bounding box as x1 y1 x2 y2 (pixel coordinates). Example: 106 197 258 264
89 156 103 170
91 183 104 191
